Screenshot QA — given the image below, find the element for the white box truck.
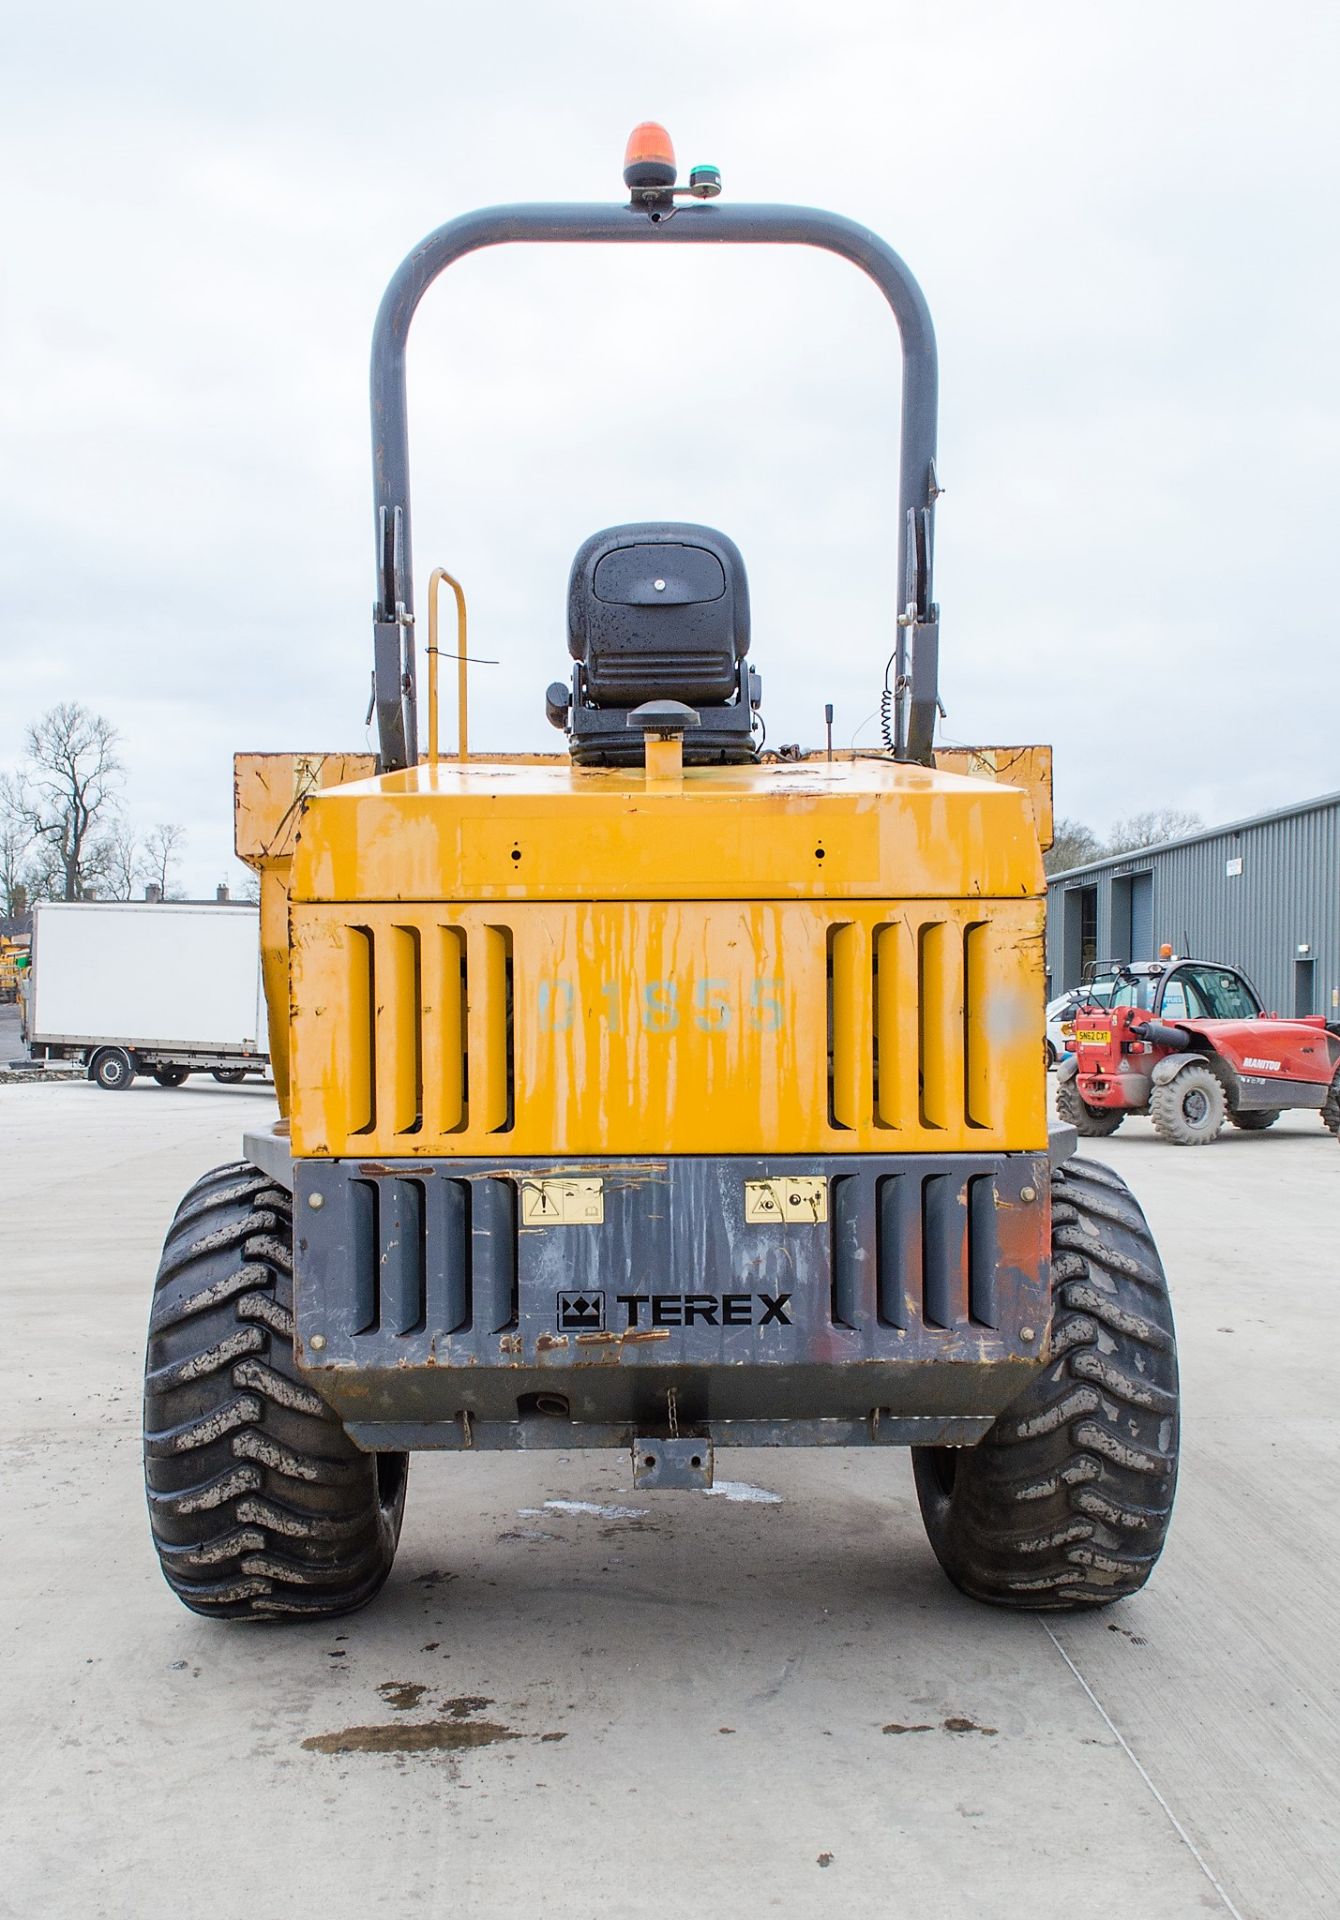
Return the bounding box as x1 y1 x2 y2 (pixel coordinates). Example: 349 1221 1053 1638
23 901 269 1090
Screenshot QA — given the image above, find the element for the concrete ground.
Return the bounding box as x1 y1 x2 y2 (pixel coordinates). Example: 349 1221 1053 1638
0 1001 27 1062
1 1078 1336 1920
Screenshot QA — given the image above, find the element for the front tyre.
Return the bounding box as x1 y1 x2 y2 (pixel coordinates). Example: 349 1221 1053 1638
92 1047 135 1090
913 1156 1178 1609
143 1163 408 1620
1056 1079 1125 1138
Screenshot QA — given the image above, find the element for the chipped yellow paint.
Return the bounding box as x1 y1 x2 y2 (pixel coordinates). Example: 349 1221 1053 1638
236 744 1049 1150
287 894 1045 1159
234 752 378 865
234 752 377 1110
932 744 1053 851
289 755 1046 906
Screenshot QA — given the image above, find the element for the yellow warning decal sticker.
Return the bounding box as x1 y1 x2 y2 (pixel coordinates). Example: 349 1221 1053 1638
744 1177 828 1224
520 1178 605 1225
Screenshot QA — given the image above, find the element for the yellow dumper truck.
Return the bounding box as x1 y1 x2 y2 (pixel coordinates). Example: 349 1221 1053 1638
142 128 1179 1622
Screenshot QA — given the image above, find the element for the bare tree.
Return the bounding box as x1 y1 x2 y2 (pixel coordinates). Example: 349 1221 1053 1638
1044 816 1104 876
20 703 124 901
1106 807 1202 856
17 834 64 906
97 819 144 901
0 773 35 916
142 823 187 900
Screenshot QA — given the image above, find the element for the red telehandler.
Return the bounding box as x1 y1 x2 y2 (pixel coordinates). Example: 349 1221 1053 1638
1056 954 1340 1145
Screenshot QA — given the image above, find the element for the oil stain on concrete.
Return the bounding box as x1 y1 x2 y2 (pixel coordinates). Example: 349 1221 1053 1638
304 1691 569 1757
882 1717 998 1736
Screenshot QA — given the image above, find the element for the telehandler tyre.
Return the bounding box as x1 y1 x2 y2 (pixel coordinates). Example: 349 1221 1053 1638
1321 1070 1340 1135
1149 1061 1225 1145
143 1162 408 1620
1228 1108 1279 1132
913 1155 1178 1608
1055 1080 1124 1138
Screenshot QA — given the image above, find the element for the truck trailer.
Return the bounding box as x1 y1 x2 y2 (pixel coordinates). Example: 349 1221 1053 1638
25 901 269 1089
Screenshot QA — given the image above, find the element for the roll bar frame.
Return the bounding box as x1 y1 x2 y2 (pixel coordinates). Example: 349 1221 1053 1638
370 199 940 770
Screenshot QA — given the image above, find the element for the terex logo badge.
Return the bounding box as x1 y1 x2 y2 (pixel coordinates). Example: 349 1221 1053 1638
615 1292 792 1329
555 1290 794 1332
557 1290 605 1332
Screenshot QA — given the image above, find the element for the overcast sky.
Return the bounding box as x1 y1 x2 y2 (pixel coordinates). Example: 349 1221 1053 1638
3 0 1337 894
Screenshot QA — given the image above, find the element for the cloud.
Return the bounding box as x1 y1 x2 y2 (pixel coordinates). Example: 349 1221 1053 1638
2 0 1338 889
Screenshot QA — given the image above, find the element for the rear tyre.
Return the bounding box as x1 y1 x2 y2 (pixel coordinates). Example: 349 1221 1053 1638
143 1163 408 1620
91 1047 135 1091
1056 1080 1125 1138
1321 1070 1340 1135
153 1065 190 1088
913 1156 1178 1609
1149 1062 1226 1144
212 1068 247 1084
1229 1108 1279 1132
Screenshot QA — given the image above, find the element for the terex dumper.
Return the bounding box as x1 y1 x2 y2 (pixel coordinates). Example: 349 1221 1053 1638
142 128 1180 1621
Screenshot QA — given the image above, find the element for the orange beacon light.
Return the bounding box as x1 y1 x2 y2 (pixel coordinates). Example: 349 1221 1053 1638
623 122 677 190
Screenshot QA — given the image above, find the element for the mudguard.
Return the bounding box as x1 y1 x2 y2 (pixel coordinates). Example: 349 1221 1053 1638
1151 1050 1219 1088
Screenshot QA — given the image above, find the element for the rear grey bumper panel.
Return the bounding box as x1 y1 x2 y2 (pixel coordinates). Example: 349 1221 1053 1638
293 1153 1050 1439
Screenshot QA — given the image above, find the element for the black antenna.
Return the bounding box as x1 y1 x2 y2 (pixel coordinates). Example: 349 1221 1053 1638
824 703 834 763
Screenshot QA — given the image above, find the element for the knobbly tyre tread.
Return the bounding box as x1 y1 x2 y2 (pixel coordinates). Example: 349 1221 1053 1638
912 1156 1178 1609
1148 1059 1226 1145
143 1163 407 1620
1228 1108 1280 1131
1055 1080 1125 1138
1321 1069 1340 1136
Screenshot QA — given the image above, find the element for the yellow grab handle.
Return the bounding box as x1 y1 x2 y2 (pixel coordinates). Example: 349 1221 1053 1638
427 567 469 764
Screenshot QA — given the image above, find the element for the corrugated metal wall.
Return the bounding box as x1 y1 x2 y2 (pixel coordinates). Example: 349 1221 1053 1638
1045 795 1340 1018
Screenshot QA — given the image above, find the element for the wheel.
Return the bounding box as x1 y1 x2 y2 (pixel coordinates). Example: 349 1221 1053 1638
913 1156 1178 1608
1056 1079 1125 1137
1149 1061 1226 1145
212 1068 247 1084
1322 1070 1340 1135
143 1162 408 1620
91 1047 135 1091
1045 1040 1058 1070
1229 1108 1279 1131
153 1065 190 1088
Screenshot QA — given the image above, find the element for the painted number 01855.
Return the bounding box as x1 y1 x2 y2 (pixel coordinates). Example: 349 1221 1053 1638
536 978 784 1035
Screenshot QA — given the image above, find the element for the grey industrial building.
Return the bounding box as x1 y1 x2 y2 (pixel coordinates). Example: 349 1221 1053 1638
1045 790 1340 1021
